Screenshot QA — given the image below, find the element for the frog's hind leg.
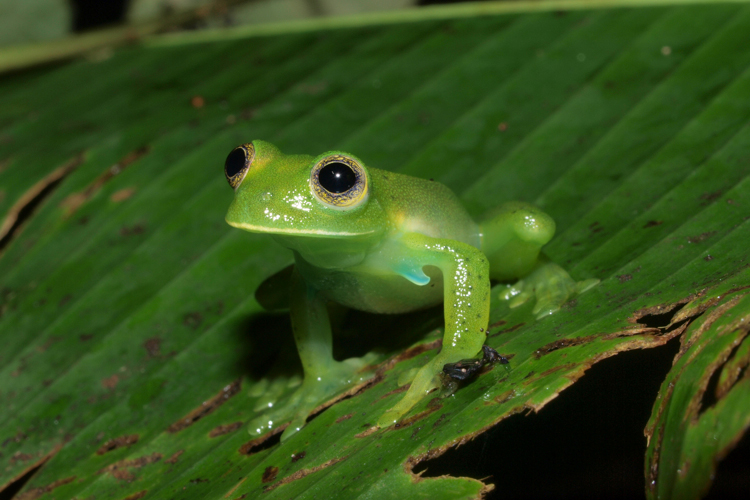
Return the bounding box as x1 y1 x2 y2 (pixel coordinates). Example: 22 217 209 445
479 201 556 282
480 202 597 318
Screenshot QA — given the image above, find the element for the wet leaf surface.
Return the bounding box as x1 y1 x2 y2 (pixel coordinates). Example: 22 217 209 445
0 2 748 499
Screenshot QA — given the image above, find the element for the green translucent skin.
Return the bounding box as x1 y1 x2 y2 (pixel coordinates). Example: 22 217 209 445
225 140 596 440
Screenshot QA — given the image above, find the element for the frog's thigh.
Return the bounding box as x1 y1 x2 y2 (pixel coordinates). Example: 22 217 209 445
479 201 556 281
379 233 491 425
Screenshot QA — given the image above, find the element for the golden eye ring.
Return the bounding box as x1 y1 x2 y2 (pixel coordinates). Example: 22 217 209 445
310 154 368 209
224 143 255 189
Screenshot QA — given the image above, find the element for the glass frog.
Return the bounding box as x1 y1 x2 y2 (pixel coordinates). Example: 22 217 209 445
224 140 596 440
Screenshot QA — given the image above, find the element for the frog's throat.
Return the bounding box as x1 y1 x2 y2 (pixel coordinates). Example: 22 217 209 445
226 219 377 237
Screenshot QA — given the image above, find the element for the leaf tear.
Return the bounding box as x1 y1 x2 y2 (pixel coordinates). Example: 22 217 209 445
354 426 380 438
262 457 347 492
0 154 84 253
238 426 285 456
715 335 750 400
96 434 139 455
121 491 148 500
14 475 75 500
373 384 409 404
690 297 750 418
335 413 353 423
393 399 443 430
98 453 162 481
406 437 499 498
0 444 62 498
645 292 750 494
630 301 687 329
261 466 278 483
60 147 149 217
534 334 600 358
489 322 525 338
167 379 241 433
209 422 243 438
164 450 184 464
110 187 137 202
377 339 442 372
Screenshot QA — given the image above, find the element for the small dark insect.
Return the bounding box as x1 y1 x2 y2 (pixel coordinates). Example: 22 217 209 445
442 345 508 382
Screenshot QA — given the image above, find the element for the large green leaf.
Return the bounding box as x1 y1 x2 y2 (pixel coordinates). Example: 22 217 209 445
644 275 750 499
1 2 748 499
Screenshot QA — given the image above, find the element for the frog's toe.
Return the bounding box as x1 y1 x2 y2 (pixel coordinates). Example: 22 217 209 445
377 408 402 428
397 367 419 386
248 416 278 437
577 278 599 294
505 262 598 319
533 273 599 318
531 301 561 319
253 397 275 413
531 283 569 317
378 360 442 427
252 374 301 412
245 385 320 440
247 390 302 437
281 412 308 441
341 352 379 375
508 290 533 309
500 282 534 309
247 378 269 398
500 282 522 301
278 390 325 441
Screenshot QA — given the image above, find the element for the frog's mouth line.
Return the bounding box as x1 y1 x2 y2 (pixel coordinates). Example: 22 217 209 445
226 219 376 237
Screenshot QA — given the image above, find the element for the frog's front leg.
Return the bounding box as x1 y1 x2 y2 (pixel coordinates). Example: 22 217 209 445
250 268 374 441
377 233 491 427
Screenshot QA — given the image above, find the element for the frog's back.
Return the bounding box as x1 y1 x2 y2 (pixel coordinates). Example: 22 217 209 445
369 168 479 246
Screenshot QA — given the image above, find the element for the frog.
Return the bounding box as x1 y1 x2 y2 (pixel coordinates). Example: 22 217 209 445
224 140 597 441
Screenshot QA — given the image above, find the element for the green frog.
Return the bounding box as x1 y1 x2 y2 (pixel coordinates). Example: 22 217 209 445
224 141 596 440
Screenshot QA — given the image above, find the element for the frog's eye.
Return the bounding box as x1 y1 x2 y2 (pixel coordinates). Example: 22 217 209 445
311 154 368 209
225 143 255 189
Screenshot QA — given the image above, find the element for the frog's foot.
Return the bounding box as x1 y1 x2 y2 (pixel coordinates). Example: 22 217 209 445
252 374 301 412
377 357 444 427
248 354 377 441
501 262 598 319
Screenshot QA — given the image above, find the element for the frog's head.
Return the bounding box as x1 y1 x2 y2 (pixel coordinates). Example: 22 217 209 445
224 141 386 264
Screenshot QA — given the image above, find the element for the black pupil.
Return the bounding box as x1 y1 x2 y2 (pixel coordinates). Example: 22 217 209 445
319 162 356 194
225 148 247 177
